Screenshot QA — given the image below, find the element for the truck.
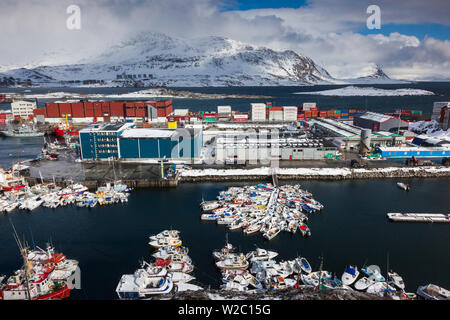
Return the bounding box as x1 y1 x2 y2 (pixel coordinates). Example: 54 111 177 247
405 156 433 166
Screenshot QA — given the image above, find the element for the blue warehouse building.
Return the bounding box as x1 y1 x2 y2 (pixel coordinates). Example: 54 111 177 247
375 146 450 158
118 127 202 161
79 122 202 162
79 122 135 160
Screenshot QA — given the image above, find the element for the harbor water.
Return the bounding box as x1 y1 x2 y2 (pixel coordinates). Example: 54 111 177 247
0 179 449 299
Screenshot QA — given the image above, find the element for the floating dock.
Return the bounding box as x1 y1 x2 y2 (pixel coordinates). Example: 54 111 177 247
387 213 450 223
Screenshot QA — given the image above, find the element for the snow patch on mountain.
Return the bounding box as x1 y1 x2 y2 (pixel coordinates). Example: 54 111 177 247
294 86 435 96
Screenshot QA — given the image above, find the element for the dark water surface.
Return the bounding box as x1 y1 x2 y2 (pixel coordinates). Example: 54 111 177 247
1 82 450 117
0 179 448 299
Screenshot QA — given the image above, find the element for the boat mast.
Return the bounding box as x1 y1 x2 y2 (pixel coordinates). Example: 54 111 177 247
318 255 323 291
11 223 32 300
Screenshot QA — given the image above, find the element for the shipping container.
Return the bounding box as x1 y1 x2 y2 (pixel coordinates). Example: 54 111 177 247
46 102 60 118
84 102 94 117
203 113 218 119
110 102 125 117
136 108 147 118
168 122 177 129
126 107 136 117
58 103 72 117
71 103 84 118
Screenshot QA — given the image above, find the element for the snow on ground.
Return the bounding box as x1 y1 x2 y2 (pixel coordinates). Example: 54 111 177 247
409 120 450 141
180 166 450 177
294 86 435 96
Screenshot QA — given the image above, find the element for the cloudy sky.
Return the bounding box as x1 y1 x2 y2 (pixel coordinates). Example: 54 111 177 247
0 0 449 80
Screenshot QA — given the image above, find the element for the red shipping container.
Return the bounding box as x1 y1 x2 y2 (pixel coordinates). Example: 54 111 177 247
28 115 34 120
101 102 110 115
46 102 60 117
136 108 147 117
268 106 283 111
14 115 21 120
84 102 94 117
93 102 102 117
203 113 218 118
58 102 72 117
297 114 305 120
126 107 136 117
165 100 172 106
71 103 85 118
0 119 5 124
135 102 146 107
234 118 248 122
110 102 125 117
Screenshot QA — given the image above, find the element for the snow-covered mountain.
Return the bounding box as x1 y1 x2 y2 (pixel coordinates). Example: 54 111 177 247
0 32 401 87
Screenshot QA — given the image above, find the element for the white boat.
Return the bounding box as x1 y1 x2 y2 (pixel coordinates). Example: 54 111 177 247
116 269 173 299
416 284 450 300
152 246 189 259
341 265 360 286
301 271 332 286
216 254 249 271
397 182 410 191
263 227 281 240
354 276 377 291
245 248 278 262
149 230 180 241
366 281 393 296
361 265 385 282
388 271 405 290
170 272 195 283
149 237 182 249
175 282 203 292
297 257 312 274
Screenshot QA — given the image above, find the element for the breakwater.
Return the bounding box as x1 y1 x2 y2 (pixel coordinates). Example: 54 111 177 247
180 166 450 182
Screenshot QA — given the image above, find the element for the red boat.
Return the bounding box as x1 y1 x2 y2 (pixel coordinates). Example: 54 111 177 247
54 124 78 136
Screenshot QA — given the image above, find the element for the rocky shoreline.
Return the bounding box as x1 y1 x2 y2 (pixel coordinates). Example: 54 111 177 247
180 166 450 182
159 287 389 300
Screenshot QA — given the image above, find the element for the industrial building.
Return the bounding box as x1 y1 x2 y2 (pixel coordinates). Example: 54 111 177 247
211 129 338 164
431 102 450 130
353 112 409 133
79 122 135 160
375 146 450 158
79 122 202 162
310 118 405 151
118 127 202 161
11 99 36 118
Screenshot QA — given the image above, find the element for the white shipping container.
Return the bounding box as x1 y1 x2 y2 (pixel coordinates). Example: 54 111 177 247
234 114 249 119
218 105 232 114
269 110 283 121
303 102 316 110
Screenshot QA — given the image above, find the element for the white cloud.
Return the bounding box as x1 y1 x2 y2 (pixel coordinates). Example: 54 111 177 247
0 0 448 80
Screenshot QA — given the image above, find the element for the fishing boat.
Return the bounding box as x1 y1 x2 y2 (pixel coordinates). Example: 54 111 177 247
149 237 182 249
388 271 405 290
116 268 173 299
397 182 410 191
416 284 450 300
299 257 312 274
216 254 249 271
175 282 203 292
361 265 385 282
341 265 360 286
0 126 44 138
245 248 278 262
149 230 180 241
263 226 281 240
354 276 377 291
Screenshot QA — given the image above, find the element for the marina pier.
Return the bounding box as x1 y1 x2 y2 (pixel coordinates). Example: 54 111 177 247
387 213 450 223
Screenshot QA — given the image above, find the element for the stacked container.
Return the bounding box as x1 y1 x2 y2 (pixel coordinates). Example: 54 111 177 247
268 106 283 121
251 103 266 121
303 102 316 111
283 106 298 121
